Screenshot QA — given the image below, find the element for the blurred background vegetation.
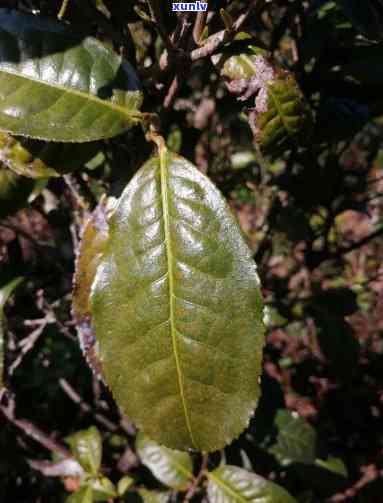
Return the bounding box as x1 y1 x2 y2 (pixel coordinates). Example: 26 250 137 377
0 0 383 501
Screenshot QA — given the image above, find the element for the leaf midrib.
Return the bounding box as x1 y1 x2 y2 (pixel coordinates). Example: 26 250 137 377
159 149 197 450
208 470 249 503
0 66 142 121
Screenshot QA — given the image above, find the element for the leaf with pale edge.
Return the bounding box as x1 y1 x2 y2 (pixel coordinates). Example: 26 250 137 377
207 465 297 503
0 9 142 142
72 199 110 378
212 37 312 156
91 149 265 451
0 132 100 178
66 426 102 476
65 486 93 503
136 433 193 490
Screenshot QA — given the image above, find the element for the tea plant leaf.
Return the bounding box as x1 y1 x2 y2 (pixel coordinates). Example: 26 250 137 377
207 465 298 503
65 486 93 503
137 489 171 503
72 199 110 378
0 132 100 178
0 277 23 391
0 9 142 142
269 410 317 466
91 148 265 451
213 39 313 156
66 426 102 476
136 433 193 490
88 476 117 501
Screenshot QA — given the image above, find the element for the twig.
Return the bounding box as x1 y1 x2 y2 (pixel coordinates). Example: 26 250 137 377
337 226 383 256
183 454 209 502
8 318 50 375
147 0 175 52
0 394 70 458
191 0 262 61
59 378 118 432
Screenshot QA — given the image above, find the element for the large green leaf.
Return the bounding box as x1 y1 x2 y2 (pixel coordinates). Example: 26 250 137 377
136 433 193 490
0 277 23 391
269 410 317 466
207 465 297 503
66 426 102 476
0 9 142 142
0 132 100 178
91 148 265 451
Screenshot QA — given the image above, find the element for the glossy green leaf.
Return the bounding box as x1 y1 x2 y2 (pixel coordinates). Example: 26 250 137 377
207 465 298 503
136 433 193 490
269 410 317 466
0 163 34 218
66 426 102 475
117 475 134 496
0 132 101 178
88 476 117 501
0 9 142 142
91 148 265 451
137 489 170 503
0 277 23 391
254 76 313 156
315 457 348 477
211 33 267 80
65 486 93 503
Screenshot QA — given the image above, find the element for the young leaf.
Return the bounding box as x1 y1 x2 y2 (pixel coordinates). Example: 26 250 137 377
117 475 134 496
91 148 265 451
0 132 101 178
269 410 317 466
65 485 93 503
136 433 193 490
88 476 117 501
213 38 312 157
136 489 170 503
0 277 23 391
66 426 102 476
0 9 142 142
72 199 111 378
207 465 298 503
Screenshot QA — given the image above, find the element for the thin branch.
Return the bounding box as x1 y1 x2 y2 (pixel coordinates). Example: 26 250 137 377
337 226 383 256
59 378 118 432
147 0 175 51
183 454 209 502
191 0 262 61
0 394 70 458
